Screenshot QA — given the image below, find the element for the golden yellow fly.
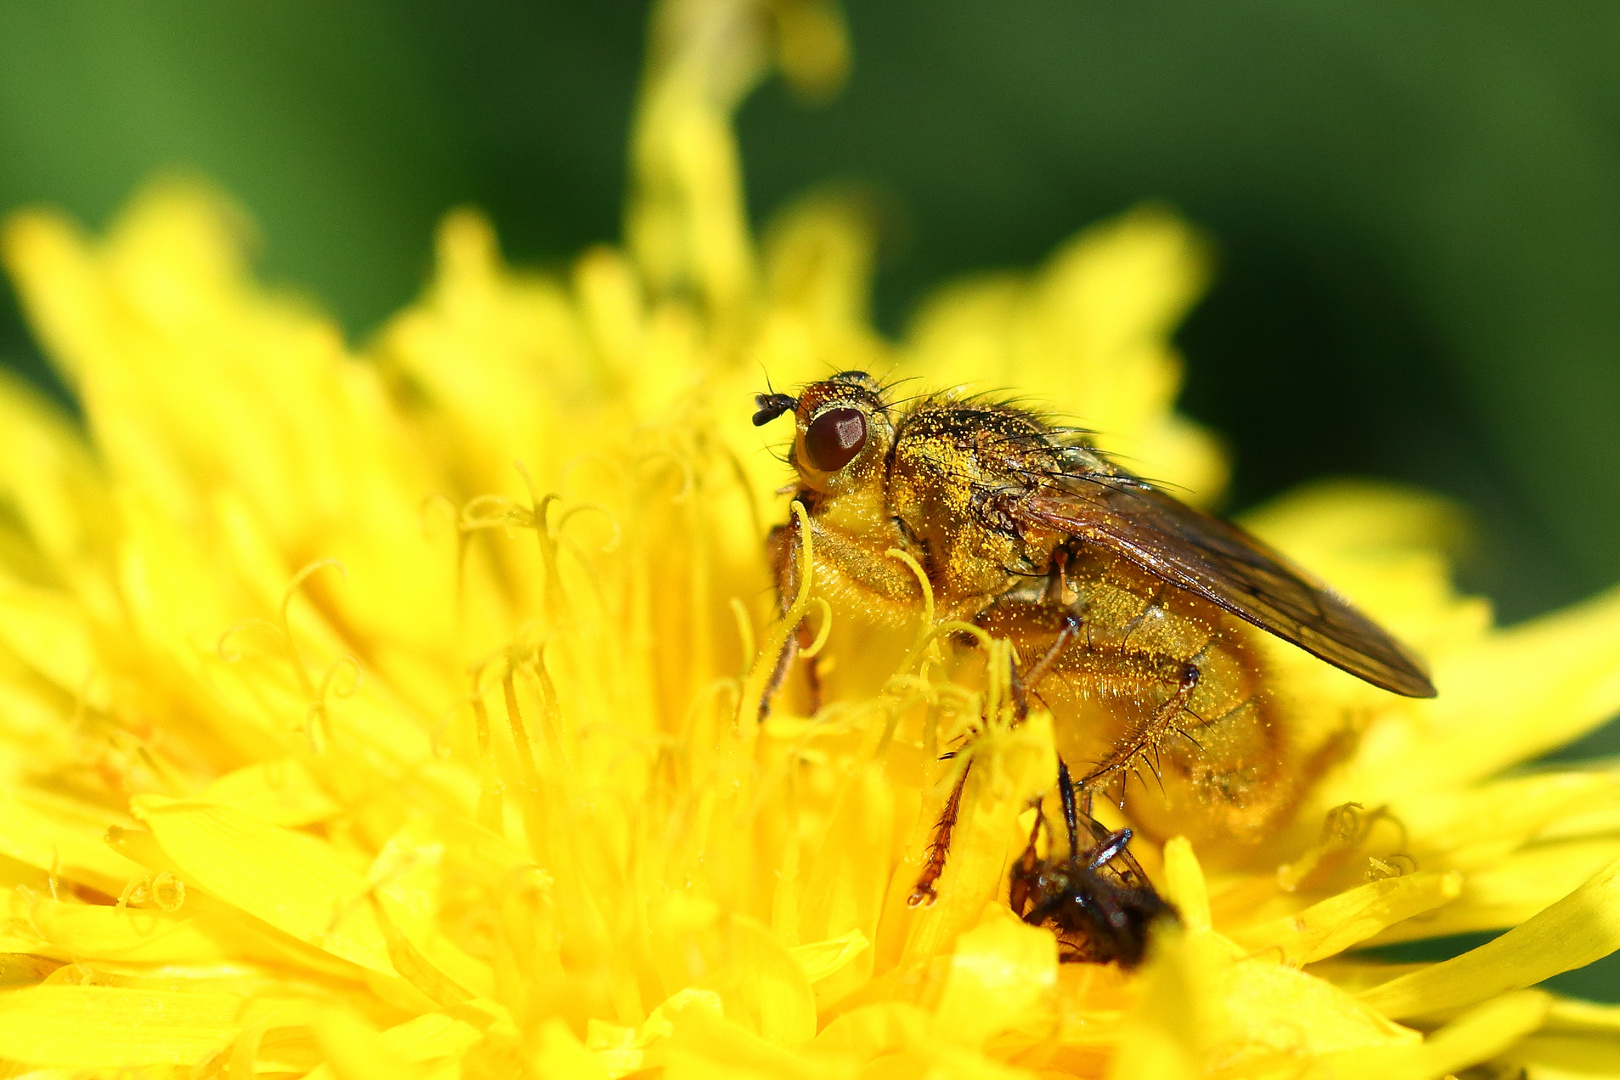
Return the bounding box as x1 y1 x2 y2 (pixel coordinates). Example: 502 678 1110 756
753 371 1434 945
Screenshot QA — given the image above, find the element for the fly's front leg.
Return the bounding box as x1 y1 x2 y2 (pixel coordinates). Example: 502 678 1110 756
761 508 926 718
758 616 819 720
761 516 819 719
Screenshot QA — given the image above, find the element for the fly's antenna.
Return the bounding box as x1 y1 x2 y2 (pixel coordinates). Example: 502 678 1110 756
753 391 798 426
1057 760 1081 859
752 372 798 427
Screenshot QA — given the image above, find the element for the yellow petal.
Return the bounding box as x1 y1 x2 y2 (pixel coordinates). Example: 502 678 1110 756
1228 871 1463 964
0 371 112 582
932 907 1058 1050
0 985 243 1067
1319 990 1548 1080
202 757 342 827
646 987 837 1080
1372 840 1620 944
1358 857 1620 1019
1502 1031 1620 1079
30 898 230 963
893 713 1055 966
0 581 106 710
531 1016 611 1080
1105 925 1202 1080
904 206 1222 501
1393 770 1620 870
313 1007 426 1080
789 929 871 985
703 915 818 1049
130 795 395 975
794 761 894 1001
1161 837 1212 934
813 1001 931 1061
1359 585 1620 797
0 787 142 892
1544 995 1620 1035
1217 959 1418 1066
371 1013 475 1067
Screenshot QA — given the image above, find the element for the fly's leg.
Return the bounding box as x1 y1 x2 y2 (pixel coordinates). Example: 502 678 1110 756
1010 612 1081 719
1009 546 1081 718
1078 656 1202 792
923 600 1080 907
1056 758 1082 854
758 619 819 720
1088 829 1134 870
908 757 973 907
760 510 920 719
975 596 1215 801
759 517 822 719
1008 801 1046 916
928 632 1069 906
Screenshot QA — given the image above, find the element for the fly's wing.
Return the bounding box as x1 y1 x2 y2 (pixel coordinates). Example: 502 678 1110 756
1015 473 1436 697
1074 811 1155 892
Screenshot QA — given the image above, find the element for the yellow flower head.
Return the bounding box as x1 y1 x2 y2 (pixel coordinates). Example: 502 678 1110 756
0 1 1618 1077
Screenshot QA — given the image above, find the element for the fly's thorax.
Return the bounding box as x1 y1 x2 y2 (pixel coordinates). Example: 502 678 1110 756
887 405 1059 606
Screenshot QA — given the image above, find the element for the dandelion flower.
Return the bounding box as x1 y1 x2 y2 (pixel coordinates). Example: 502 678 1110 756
0 1 1618 1077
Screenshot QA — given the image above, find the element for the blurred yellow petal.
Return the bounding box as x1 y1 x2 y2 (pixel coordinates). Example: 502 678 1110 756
1161 836 1212 934
1104 926 1202 1080
202 757 343 827
0 581 104 710
1371 840 1620 944
0 372 112 586
1319 990 1549 1080
932 909 1058 1050
532 1016 612 1080
29 898 231 963
705 915 819 1048
1503 1032 1620 1079
905 206 1224 502
790 929 871 985
1347 585 1620 801
313 1007 426 1080
0 985 243 1068
0 788 141 891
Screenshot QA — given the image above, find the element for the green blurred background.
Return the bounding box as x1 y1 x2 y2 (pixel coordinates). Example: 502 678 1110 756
0 1 1616 997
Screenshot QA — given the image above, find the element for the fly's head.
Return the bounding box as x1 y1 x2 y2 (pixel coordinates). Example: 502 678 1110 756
753 371 895 500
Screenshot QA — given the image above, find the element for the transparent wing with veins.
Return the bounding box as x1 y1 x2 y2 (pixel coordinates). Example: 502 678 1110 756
1009 469 1436 698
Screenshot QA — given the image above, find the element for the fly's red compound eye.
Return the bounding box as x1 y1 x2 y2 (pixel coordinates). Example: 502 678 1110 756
804 407 868 472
